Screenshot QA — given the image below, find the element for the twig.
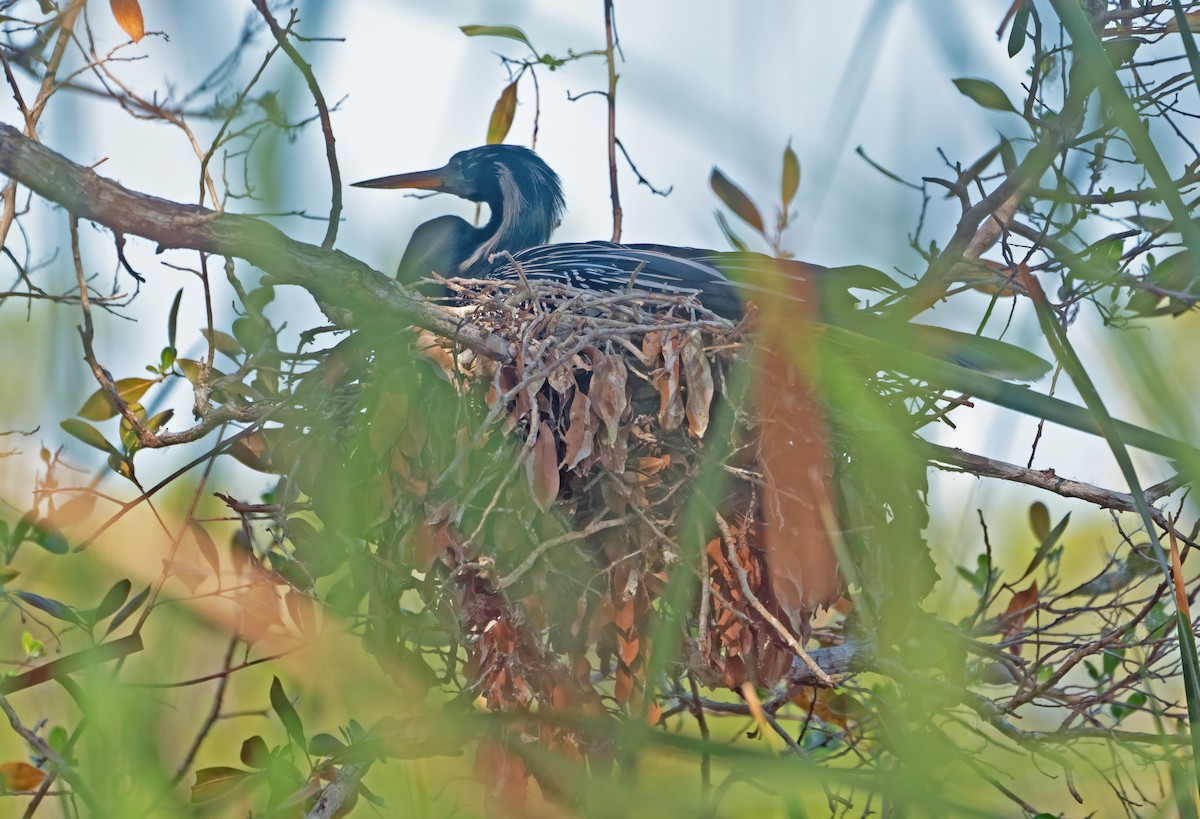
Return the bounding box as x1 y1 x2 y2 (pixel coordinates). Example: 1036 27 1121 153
715 513 834 686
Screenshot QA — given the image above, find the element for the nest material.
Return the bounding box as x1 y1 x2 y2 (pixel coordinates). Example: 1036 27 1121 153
411 279 845 694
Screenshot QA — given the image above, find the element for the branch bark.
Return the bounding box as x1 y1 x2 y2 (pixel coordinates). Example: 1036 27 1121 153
0 123 514 362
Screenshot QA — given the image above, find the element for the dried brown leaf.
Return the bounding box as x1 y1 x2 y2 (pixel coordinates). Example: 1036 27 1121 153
655 331 684 431
0 761 45 792
681 332 714 438
526 422 559 512
591 354 628 445
563 391 595 469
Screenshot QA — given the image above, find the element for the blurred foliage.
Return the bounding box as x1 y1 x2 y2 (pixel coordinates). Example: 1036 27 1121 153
0 1 1196 818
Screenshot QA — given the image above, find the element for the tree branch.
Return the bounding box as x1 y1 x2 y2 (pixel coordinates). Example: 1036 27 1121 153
0 123 513 362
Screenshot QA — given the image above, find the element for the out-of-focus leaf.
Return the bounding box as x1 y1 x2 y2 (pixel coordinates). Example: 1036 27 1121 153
200 329 243 359
30 520 69 555
240 736 271 769
109 0 144 42
144 409 174 436
60 420 119 456
526 422 559 513
13 591 82 626
77 377 155 421
459 24 533 50
952 78 1018 113
1007 1 1031 57
104 584 150 636
710 168 764 234
781 141 800 209
269 676 306 750
714 211 749 252
191 766 257 803
487 81 518 145
308 733 345 757
191 522 221 576
1028 502 1050 541
92 578 131 621
0 761 45 792
51 492 96 528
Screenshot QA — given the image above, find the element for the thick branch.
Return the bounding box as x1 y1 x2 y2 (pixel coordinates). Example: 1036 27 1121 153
0 123 513 361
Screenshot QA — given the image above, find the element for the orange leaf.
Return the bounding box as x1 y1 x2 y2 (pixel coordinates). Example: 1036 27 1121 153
110 0 145 42
0 761 44 792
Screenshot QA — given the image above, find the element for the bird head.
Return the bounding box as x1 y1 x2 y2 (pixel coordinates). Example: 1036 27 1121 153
353 145 564 219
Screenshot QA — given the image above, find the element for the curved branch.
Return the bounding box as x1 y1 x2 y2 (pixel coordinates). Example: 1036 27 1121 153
0 122 513 362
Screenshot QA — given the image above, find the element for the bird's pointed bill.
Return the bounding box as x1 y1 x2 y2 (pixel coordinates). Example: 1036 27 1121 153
351 167 451 190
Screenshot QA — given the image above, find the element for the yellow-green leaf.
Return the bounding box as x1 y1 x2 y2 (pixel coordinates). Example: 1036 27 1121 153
77 377 154 421
460 24 533 50
60 420 119 455
486 81 519 145
781 141 800 209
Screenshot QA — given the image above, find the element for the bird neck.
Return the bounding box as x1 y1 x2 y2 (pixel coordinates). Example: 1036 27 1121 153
459 163 557 275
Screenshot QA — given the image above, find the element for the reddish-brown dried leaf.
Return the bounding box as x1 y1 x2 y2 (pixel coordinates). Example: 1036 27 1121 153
475 738 529 809
0 761 45 792
591 354 628 445
563 391 595 469
110 0 144 42
526 422 559 512
681 332 714 438
1000 581 1039 651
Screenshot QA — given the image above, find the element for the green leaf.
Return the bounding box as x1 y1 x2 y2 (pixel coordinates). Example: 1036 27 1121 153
781 141 800 209
159 346 176 373
60 420 119 456
269 676 305 750
710 168 764 234
167 288 183 350
104 584 150 636
1007 2 1031 57
77 377 155 421
952 78 1018 114
459 24 534 50
486 81 519 146
92 578 131 622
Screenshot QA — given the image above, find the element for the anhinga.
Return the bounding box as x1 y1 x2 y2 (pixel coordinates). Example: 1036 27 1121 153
352 144 1051 375
352 144 826 320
